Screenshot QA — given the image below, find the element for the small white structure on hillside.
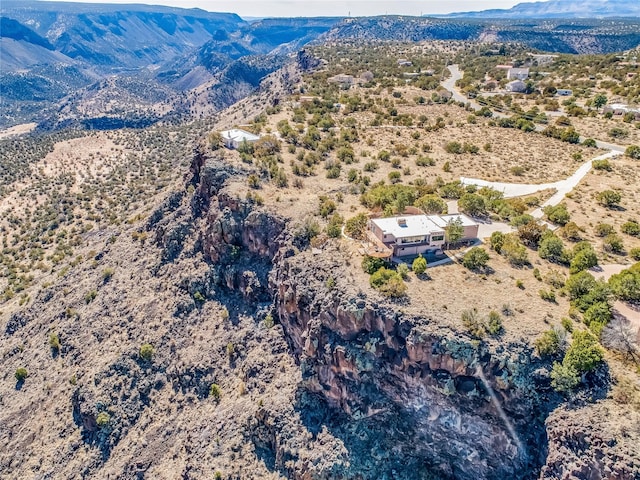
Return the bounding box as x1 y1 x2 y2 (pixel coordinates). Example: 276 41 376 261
507 67 529 80
556 89 573 96
506 80 527 93
220 128 260 149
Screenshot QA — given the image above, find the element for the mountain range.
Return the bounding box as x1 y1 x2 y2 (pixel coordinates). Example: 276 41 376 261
439 0 640 19
1 0 640 130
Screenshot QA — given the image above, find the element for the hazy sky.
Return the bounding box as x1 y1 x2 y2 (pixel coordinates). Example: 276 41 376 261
40 0 525 17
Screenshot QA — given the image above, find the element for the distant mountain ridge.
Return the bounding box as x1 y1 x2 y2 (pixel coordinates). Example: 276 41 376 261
437 0 640 19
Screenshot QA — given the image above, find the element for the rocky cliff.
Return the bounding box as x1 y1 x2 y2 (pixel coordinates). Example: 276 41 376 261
2 145 638 479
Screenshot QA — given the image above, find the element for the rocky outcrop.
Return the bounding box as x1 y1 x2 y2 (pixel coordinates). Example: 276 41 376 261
268 244 550 479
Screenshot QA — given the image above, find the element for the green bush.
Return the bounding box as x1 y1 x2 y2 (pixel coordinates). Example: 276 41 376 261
15 367 28 382
609 263 640 302
210 384 222 402
412 255 427 275
551 362 580 393
629 248 640 261
625 144 640 159
543 204 570 226
569 244 598 273
621 220 640 237
538 234 565 263
602 233 624 253
535 328 564 357
462 247 489 271
139 343 155 362
345 213 369 239
370 267 407 298
461 309 485 338
539 289 556 303
564 330 604 373
596 190 621 208
362 255 388 274
594 223 614 237
49 333 61 352
489 231 504 253
583 302 612 336
397 263 409 279
486 311 503 336
96 412 111 428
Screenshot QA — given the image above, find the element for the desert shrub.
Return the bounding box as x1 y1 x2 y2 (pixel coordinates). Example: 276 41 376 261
551 362 580 393
583 302 613 335
603 233 624 253
517 221 546 248
501 234 529 266
486 311 503 336
592 158 612 171
318 196 337 218
84 290 97 304
630 248 640 261
595 223 614 237
370 267 407 298
15 367 28 382
596 190 621 208
462 247 489 271
535 327 565 357
489 231 505 253
569 242 598 273
294 217 320 244
582 138 597 147
139 343 155 361
326 213 344 238
445 141 464 154
412 255 427 274
461 309 485 338
621 220 640 237
543 204 570 226
362 255 387 274
49 333 61 352
209 384 221 401
397 263 409 279
564 330 604 373
609 263 640 302
625 144 640 159
538 234 565 263
458 193 486 217
415 156 435 167
96 412 111 427
388 171 401 183
416 194 447 214
345 213 369 239
247 174 261 189
539 289 556 302
561 222 582 242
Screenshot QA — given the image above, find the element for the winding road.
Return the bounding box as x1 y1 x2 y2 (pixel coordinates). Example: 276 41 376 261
443 65 625 219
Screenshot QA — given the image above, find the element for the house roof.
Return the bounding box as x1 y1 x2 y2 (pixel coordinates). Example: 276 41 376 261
371 215 444 239
508 67 529 74
220 129 260 142
430 214 478 229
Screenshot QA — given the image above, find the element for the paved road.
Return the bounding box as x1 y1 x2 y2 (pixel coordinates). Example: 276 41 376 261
442 65 626 221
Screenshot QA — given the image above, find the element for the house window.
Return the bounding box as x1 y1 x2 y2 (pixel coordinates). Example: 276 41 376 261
431 235 444 242
399 235 425 244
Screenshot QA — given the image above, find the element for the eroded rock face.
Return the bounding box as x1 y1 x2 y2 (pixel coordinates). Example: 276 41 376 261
269 246 546 479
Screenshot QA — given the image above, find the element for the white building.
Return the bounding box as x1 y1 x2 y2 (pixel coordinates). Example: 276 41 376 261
369 214 479 257
507 67 529 80
506 80 527 93
220 129 260 149
556 89 573 96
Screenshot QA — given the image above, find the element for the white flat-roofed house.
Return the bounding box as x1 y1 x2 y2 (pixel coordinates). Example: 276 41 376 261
370 215 446 257
220 128 261 149
507 67 529 80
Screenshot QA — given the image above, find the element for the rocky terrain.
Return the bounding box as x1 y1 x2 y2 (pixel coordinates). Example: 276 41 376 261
1 131 639 478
